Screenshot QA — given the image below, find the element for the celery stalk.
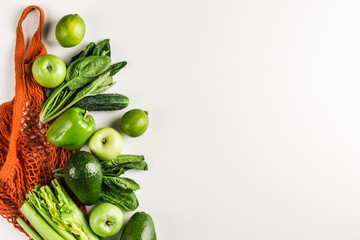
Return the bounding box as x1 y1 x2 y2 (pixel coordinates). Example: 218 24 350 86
39 185 88 240
52 179 100 240
16 217 43 240
20 201 63 240
27 189 77 240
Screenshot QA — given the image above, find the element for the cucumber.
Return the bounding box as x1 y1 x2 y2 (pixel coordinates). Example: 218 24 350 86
73 94 129 111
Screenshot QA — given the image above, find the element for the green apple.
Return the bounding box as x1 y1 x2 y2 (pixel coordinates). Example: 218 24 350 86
32 54 66 88
89 127 123 161
89 203 124 238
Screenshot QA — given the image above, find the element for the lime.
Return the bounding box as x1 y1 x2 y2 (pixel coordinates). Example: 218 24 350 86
55 14 85 47
120 109 149 137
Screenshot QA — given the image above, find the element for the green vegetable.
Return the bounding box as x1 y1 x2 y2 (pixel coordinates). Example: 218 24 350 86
21 180 100 240
51 179 100 240
102 161 148 177
66 56 111 90
40 39 127 124
100 186 139 211
27 186 77 240
108 61 127 76
73 70 115 101
93 39 111 57
71 42 96 62
46 107 95 150
20 201 63 240
16 217 44 240
103 176 140 191
99 156 146 211
38 185 88 240
120 212 157 240
63 151 103 205
73 93 129 111
101 155 148 177
102 154 145 165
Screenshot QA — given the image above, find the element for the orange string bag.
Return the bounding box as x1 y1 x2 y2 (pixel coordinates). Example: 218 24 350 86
0 5 75 233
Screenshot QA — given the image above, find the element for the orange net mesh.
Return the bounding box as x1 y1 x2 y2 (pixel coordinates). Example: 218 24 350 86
0 5 77 235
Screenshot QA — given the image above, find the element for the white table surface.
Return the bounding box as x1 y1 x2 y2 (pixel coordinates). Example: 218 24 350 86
1 0 360 239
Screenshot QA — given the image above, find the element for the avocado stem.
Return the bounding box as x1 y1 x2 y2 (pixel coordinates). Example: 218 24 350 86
53 168 63 173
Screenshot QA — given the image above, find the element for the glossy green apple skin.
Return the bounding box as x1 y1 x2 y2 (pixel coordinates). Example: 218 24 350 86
32 54 66 88
89 203 124 238
89 127 123 161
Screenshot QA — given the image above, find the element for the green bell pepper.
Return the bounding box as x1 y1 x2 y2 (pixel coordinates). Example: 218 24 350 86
47 107 95 150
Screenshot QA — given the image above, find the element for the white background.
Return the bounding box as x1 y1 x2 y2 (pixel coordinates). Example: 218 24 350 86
1 0 360 239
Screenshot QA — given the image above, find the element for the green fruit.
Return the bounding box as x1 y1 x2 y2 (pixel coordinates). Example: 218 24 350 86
120 212 156 240
56 14 85 47
32 54 66 88
120 109 149 137
89 127 123 161
63 151 103 205
89 203 124 237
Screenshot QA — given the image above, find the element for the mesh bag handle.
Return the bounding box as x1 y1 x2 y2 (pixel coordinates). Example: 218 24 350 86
0 5 74 231
0 5 46 181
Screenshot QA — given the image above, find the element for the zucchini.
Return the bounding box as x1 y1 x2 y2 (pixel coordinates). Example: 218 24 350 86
73 94 129 111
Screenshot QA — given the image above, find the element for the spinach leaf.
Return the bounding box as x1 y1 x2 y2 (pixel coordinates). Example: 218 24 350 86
82 42 96 57
103 176 140 191
41 69 116 123
66 56 111 91
100 187 138 211
108 61 127 76
71 70 114 103
102 154 145 166
45 88 55 99
122 161 148 171
101 155 147 177
102 166 127 177
92 39 111 57
102 162 148 177
70 42 96 62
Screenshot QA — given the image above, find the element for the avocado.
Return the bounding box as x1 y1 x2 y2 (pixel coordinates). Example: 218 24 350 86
63 151 103 205
120 212 157 240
